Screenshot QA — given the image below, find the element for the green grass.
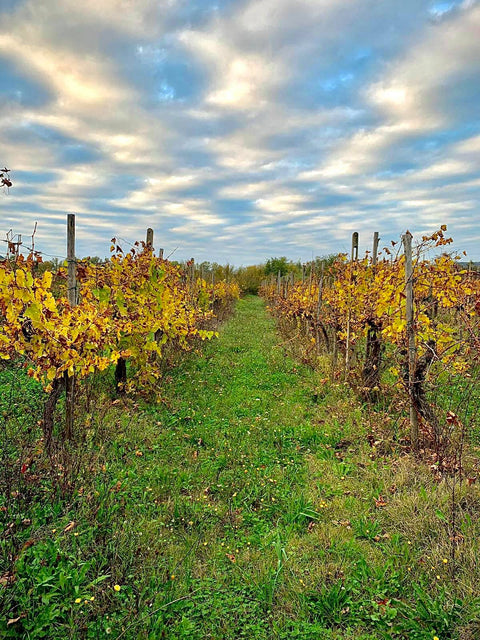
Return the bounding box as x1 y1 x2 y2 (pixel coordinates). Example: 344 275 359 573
2 296 480 638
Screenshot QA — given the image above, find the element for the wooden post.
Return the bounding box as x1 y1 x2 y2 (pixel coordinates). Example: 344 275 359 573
345 232 358 374
316 263 324 319
362 231 382 399
65 214 76 440
315 263 324 354
159 248 164 260
210 271 215 310
146 228 154 248
372 232 379 266
277 271 281 297
351 232 359 262
67 215 76 306
403 230 419 451
188 258 194 300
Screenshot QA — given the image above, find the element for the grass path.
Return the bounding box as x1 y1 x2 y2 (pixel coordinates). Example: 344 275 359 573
3 296 477 639
101 294 333 638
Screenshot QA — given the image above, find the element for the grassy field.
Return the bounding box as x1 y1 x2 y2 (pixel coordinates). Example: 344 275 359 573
1 295 480 638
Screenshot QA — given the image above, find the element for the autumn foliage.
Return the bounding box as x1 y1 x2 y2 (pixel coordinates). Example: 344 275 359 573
261 229 480 442
0 244 239 394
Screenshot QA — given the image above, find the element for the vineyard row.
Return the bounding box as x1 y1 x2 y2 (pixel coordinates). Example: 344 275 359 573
261 228 480 457
0 216 239 446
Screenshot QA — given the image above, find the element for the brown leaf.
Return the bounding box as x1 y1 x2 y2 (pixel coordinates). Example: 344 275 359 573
0 572 15 587
63 521 76 533
21 539 35 551
225 553 236 563
376 598 390 606
374 496 388 508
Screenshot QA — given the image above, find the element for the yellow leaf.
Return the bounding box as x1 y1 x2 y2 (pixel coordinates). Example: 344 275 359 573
42 271 53 289
15 270 26 288
46 367 56 381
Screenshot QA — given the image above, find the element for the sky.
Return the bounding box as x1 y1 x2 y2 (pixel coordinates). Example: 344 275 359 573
1 0 480 265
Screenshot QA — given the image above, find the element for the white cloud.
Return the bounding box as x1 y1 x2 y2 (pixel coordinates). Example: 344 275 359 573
1 0 480 262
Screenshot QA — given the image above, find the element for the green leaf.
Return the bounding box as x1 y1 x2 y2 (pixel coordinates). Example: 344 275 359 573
24 302 42 323
435 508 448 523
93 286 111 304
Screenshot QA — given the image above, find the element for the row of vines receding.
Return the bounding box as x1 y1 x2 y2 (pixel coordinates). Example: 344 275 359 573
0 236 240 457
261 227 480 472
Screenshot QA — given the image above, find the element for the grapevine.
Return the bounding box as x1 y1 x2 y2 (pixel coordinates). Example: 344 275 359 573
261 229 480 448
0 245 239 442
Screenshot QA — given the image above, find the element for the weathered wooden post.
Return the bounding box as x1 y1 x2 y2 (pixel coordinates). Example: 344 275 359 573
146 227 154 247
65 214 76 440
345 232 358 374
372 231 379 266
316 263 324 320
315 263 324 354
351 232 359 261
362 231 382 399
403 230 419 451
210 270 216 311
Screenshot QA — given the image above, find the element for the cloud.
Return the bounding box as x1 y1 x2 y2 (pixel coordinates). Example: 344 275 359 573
1 0 480 263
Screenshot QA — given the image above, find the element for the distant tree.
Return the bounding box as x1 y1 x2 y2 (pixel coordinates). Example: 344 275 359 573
305 254 339 275
198 261 212 274
264 256 290 277
234 264 265 294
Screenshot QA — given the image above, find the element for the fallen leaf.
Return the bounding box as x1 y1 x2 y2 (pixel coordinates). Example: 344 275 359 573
21 539 36 551
63 521 76 533
0 572 15 587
